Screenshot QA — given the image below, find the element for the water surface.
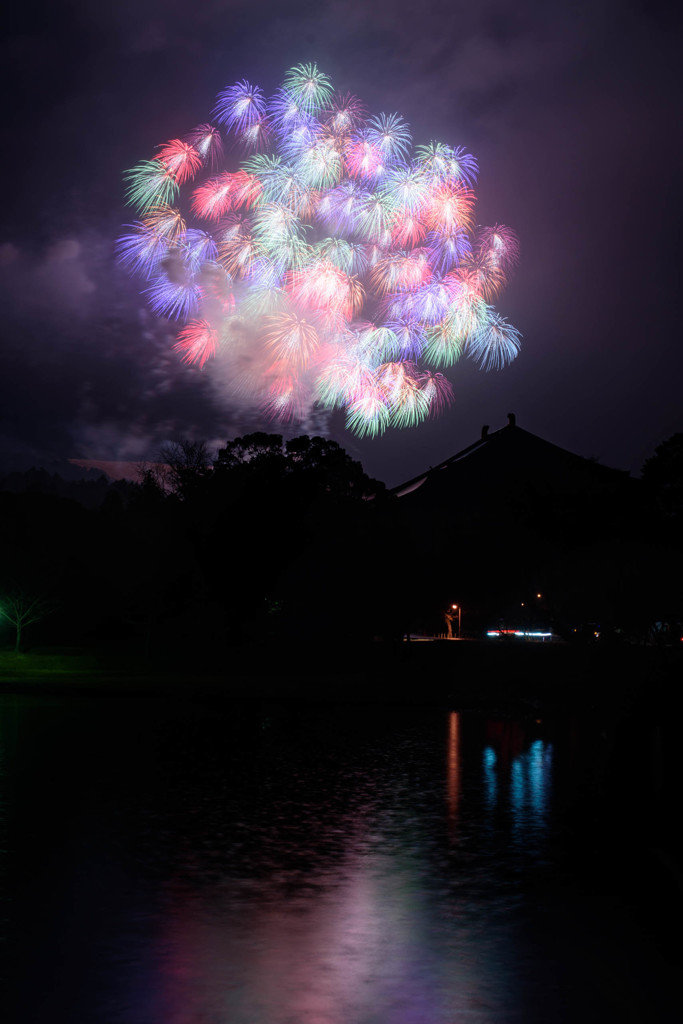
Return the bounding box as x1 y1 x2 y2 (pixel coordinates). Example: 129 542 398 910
2 694 676 1022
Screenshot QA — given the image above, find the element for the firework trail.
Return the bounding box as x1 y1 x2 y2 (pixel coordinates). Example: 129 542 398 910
118 64 520 437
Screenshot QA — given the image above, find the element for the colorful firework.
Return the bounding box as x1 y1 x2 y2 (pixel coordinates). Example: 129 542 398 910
119 62 521 437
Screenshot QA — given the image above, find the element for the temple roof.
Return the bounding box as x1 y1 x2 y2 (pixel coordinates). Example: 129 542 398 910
392 413 628 502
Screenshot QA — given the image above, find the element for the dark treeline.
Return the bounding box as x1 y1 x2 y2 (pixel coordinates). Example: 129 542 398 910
0 431 682 662
0 465 140 509
0 434 398 661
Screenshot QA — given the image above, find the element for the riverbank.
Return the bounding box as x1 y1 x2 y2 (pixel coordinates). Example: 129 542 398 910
1 638 679 714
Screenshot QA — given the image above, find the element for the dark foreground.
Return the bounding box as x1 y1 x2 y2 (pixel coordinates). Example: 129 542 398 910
1 636 680 704
3 658 681 1024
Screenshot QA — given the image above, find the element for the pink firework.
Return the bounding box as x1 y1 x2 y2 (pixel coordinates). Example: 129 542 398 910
173 320 219 367
156 140 202 185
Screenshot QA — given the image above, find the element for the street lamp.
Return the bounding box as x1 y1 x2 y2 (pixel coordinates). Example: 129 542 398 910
451 604 461 638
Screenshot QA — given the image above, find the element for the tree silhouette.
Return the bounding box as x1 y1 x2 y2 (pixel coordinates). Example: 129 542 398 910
641 433 683 522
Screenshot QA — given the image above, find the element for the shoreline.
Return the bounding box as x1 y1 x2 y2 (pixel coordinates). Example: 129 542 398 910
1 640 679 716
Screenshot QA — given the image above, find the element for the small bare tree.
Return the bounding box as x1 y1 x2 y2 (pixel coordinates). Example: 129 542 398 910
157 439 212 498
0 590 55 653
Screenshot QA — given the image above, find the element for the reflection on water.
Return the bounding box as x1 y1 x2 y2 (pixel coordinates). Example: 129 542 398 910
447 711 459 825
1 696 675 1023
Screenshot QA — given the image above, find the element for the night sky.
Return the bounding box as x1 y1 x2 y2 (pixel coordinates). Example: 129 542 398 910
2 0 681 487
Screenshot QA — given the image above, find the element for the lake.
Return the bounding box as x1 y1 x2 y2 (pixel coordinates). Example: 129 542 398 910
2 689 678 1022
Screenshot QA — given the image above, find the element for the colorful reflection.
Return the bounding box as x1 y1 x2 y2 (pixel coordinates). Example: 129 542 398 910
510 739 554 825
483 745 498 807
7 700 670 1024
482 721 554 845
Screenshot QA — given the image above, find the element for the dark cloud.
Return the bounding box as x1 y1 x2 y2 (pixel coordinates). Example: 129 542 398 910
0 230 332 468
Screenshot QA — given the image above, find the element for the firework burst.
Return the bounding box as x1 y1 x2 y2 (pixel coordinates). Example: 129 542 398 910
119 63 521 436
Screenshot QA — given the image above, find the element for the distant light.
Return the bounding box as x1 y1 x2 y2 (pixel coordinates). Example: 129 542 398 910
486 629 552 640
